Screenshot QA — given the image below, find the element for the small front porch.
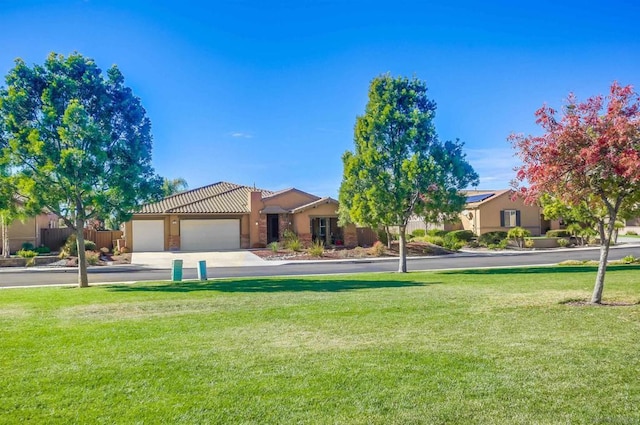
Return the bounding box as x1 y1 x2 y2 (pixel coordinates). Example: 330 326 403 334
310 217 344 246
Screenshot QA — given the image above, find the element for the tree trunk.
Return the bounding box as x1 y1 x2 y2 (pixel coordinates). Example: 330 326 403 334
75 222 89 288
591 218 615 304
1 216 9 258
397 226 407 273
385 226 392 250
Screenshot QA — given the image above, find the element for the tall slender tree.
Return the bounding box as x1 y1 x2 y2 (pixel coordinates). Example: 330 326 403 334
339 74 478 272
511 82 640 303
0 52 162 287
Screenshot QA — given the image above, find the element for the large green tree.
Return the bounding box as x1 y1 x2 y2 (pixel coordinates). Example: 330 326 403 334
339 74 478 272
0 52 162 286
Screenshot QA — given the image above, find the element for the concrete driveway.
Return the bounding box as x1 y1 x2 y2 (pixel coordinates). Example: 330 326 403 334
131 250 281 269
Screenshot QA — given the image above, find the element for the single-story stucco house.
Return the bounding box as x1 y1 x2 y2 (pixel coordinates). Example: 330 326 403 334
459 189 543 236
124 181 357 252
0 212 58 254
405 189 544 236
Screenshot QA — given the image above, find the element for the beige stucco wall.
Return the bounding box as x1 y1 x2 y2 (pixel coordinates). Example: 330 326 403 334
262 190 317 210
2 217 36 253
292 203 340 236
462 194 541 236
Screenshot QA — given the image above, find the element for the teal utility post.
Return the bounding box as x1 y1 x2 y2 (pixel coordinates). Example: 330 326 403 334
197 260 207 281
171 259 183 281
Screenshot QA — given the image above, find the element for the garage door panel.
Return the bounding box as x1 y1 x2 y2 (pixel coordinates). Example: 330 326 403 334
132 220 164 252
180 219 239 250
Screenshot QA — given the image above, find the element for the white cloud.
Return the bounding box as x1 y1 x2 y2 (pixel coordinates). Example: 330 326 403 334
229 131 253 139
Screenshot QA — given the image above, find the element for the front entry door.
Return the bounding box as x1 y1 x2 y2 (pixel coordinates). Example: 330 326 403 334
267 214 279 243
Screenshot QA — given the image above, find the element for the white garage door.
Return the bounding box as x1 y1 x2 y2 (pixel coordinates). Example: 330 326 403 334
132 220 165 252
180 219 240 251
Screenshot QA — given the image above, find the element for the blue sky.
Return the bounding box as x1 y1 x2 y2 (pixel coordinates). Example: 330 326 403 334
3 0 640 197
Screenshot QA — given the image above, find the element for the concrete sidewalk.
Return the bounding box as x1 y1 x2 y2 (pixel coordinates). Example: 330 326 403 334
131 250 283 269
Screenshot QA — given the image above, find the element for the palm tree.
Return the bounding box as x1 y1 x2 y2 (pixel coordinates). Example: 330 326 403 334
161 178 189 197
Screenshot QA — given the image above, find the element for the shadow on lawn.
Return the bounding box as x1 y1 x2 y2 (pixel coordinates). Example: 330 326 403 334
107 278 436 293
438 264 640 276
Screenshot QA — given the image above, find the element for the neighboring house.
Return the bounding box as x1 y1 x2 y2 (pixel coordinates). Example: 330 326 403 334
459 189 542 236
0 212 58 254
623 217 640 235
124 181 358 252
405 189 543 236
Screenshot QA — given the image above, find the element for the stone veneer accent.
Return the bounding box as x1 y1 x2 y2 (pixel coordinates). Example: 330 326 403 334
257 214 268 247
298 232 312 247
278 214 292 239
344 225 358 248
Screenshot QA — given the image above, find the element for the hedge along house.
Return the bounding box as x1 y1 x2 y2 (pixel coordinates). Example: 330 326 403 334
459 189 542 236
124 181 357 252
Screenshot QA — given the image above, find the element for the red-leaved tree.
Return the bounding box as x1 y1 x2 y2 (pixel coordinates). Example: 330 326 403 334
511 82 640 304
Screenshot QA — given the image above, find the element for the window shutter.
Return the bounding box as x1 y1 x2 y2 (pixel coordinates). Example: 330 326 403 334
516 211 521 227
500 210 505 227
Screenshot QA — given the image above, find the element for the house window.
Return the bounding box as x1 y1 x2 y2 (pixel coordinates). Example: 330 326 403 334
319 218 327 239
501 210 521 227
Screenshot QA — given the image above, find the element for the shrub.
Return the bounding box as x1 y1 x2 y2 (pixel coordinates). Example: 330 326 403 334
119 246 130 254
113 248 120 256
86 252 100 265
478 231 508 246
626 231 638 236
546 229 570 238
21 241 35 251
282 229 297 243
17 249 37 258
524 238 535 248
307 240 325 257
34 245 51 254
376 229 388 246
100 247 110 254
370 241 386 257
425 235 444 246
286 238 303 252
507 227 531 248
411 229 426 238
59 234 97 258
17 249 37 267
443 230 474 250
426 229 448 237
466 240 480 248
351 246 367 258
557 238 569 247
445 230 474 242
268 242 279 253
444 241 465 251
621 255 638 264
488 239 509 250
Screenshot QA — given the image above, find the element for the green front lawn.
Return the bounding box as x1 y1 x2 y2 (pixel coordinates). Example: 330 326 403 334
2 267 639 424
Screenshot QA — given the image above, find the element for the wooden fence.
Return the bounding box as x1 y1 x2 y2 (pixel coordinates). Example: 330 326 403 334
41 228 123 251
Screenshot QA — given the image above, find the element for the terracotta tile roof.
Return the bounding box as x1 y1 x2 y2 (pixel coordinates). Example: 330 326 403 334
136 181 274 214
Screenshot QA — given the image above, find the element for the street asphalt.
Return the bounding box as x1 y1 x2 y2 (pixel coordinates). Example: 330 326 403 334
1 243 639 288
